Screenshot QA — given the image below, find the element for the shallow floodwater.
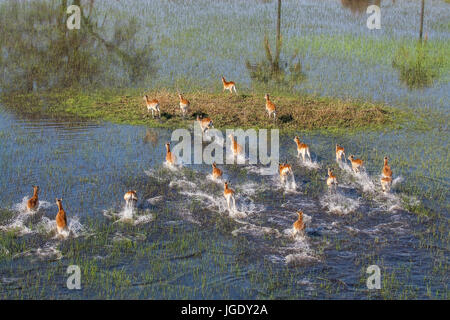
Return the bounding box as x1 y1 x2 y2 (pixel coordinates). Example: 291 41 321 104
0 108 447 299
0 0 448 299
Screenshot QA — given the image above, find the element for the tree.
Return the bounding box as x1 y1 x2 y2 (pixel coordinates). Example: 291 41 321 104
0 0 156 93
246 0 305 88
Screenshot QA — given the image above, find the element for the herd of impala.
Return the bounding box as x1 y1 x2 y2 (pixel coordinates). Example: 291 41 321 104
24 77 394 237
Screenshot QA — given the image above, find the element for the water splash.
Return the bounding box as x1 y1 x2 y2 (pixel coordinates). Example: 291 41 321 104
0 212 33 235
298 158 321 169
13 242 62 261
231 221 282 238
12 196 52 214
103 207 154 226
340 162 376 192
320 191 360 215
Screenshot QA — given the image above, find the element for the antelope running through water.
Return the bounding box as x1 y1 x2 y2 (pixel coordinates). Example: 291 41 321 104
335 144 345 163
348 155 364 174
212 162 223 180
293 210 305 235
380 156 393 193
26 185 39 212
223 182 236 213
124 190 138 208
228 134 243 158
326 168 338 190
294 136 311 162
197 115 213 134
55 198 68 236
165 142 176 166
279 163 293 185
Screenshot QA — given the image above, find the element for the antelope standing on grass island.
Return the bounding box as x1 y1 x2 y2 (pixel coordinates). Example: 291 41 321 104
223 182 236 212
197 115 213 134
279 163 293 185
212 162 223 180
264 94 277 120
326 168 338 189
335 144 346 163
294 136 311 162
165 142 176 166
293 210 305 234
55 198 68 236
221 76 237 94
26 185 39 212
348 155 364 174
143 95 160 118
178 93 190 118
228 134 243 157
124 190 138 208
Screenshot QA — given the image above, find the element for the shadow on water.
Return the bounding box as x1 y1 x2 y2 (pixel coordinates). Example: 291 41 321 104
0 0 157 93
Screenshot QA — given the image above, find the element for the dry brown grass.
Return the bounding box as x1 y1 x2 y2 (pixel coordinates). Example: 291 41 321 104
2 89 393 132
131 89 391 130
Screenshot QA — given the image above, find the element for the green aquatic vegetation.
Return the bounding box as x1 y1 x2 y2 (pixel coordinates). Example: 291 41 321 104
392 43 446 89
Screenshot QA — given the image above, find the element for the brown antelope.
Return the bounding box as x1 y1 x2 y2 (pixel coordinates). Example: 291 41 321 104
327 168 338 189
264 94 277 120
212 162 223 180
143 95 160 118
382 156 393 178
223 182 236 212
335 144 346 163
26 185 39 212
380 176 393 193
55 198 68 235
221 76 237 94
197 115 213 133
348 155 364 173
124 190 138 208
293 210 305 233
279 163 293 185
178 93 190 117
165 142 176 166
294 136 311 162
228 134 243 157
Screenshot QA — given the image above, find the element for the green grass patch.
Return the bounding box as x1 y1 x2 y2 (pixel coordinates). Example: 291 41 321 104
1 88 404 134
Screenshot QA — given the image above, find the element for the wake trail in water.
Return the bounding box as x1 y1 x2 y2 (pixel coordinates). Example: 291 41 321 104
103 205 154 226
320 190 360 215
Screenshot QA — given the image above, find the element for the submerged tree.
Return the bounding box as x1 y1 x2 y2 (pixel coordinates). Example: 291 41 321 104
0 0 156 93
391 0 444 89
246 0 305 89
